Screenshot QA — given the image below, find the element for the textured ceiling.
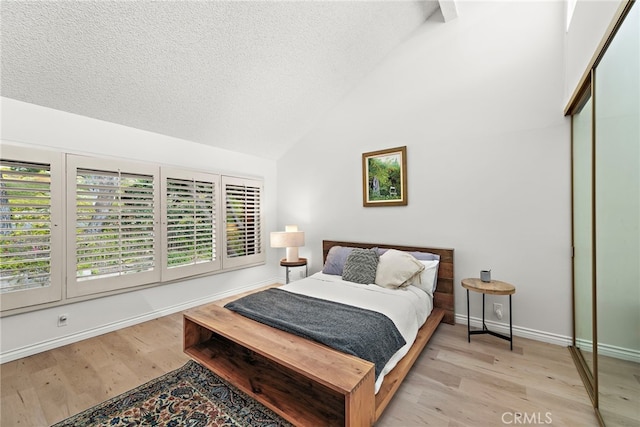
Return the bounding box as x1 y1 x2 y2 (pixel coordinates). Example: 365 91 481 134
1 1 441 160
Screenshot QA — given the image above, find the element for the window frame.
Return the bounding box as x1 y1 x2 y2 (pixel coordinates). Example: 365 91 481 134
66 155 161 298
161 168 222 281
222 175 266 269
0 146 64 311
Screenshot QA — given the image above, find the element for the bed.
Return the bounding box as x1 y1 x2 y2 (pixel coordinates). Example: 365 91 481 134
183 240 454 426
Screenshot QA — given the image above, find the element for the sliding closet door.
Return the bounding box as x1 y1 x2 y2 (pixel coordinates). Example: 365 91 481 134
572 93 595 383
594 3 639 426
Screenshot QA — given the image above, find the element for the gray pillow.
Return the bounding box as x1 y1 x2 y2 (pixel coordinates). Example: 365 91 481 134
342 248 379 284
377 248 440 261
322 246 354 275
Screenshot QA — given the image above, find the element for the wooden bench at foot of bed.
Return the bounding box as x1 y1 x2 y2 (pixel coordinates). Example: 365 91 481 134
184 302 376 427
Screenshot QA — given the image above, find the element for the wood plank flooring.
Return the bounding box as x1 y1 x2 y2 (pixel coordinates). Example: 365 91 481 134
1 291 601 426
597 354 640 427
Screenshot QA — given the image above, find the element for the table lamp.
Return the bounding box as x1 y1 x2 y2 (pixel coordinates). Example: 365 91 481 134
270 225 305 262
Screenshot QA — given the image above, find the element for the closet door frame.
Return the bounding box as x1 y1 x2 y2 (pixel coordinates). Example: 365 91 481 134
566 2 636 425
568 76 598 411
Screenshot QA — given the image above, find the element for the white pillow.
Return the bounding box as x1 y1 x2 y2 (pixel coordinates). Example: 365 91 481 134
411 260 440 296
374 249 425 289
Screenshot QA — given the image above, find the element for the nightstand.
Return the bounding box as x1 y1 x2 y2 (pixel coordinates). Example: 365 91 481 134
461 277 516 350
280 258 308 284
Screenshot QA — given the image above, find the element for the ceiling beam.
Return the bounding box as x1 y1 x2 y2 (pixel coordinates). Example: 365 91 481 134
438 0 459 22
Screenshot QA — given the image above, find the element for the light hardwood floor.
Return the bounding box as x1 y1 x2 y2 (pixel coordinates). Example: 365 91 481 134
597 355 640 427
1 295 601 427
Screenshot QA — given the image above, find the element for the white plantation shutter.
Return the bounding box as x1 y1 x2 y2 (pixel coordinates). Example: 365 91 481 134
67 156 160 297
161 169 220 280
0 161 52 291
75 170 155 278
0 147 63 311
222 176 265 268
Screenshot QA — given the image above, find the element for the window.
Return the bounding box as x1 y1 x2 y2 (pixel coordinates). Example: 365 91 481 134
66 156 160 297
0 146 63 311
161 168 221 281
222 176 265 269
1 147 264 313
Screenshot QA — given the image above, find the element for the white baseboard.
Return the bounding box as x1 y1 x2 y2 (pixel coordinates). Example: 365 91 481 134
599 342 640 363
0 278 276 364
455 313 573 347
575 338 640 363
7 295 636 365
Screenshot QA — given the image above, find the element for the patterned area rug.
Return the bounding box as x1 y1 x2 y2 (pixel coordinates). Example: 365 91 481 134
52 360 292 427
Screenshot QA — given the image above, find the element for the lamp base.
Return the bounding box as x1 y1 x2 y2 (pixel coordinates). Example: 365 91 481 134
285 247 299 262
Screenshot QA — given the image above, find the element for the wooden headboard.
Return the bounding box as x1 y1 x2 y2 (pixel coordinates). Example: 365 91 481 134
322 240 455 325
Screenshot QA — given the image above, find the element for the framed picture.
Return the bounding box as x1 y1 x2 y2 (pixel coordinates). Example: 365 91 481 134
362 146 407 207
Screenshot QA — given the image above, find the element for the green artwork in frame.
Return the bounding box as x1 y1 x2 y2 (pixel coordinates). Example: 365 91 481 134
362 146 407 207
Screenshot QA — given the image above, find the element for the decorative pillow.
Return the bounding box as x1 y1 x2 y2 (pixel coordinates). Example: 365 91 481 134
411 251 440 289
322 246 355 275
377 248 440 261
375 249 425 289
342 248 379 284
411 260 440 295
408 251 440 262
377 249 440 286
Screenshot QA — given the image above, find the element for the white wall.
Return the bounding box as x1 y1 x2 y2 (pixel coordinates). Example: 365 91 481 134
0 97 280 362
565 0 624 104
277 1 573 342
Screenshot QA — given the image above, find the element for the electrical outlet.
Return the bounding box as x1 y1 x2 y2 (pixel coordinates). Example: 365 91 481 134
493 303 503 320
57 314 68 327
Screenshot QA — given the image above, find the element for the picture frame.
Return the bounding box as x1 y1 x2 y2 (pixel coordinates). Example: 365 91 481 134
362 146 407 207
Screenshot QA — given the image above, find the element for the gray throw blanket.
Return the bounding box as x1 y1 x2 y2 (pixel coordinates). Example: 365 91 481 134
224 288 406 380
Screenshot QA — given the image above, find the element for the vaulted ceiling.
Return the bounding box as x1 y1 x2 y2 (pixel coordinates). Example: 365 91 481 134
1 1 447 159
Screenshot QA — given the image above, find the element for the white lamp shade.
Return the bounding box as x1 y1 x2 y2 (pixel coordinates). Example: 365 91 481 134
270 231 304 248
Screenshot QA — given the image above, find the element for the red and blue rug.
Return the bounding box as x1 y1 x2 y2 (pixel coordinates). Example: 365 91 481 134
52 360 292 427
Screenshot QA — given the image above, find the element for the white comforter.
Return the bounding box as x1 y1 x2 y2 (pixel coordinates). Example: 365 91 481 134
281 272 433 393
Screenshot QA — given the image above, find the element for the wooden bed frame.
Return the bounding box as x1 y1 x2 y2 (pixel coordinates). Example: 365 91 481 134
183 240 454 426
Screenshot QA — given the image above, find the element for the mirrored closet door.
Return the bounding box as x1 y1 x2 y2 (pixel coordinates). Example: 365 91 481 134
569 2 639 426
594 2 639 425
